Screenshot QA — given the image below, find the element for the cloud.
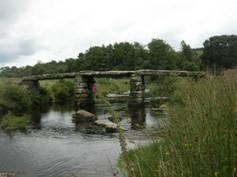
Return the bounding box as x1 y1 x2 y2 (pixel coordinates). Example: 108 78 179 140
0 0 29 35
0 0 237 67
0 39 37 64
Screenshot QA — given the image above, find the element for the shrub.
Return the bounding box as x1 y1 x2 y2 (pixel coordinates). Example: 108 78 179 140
1 83 31 114
96 78 129 97
29 87 52 111
51 79 74 104
0 114 30 131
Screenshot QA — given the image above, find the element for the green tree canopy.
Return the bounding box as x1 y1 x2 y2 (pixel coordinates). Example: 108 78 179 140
147 39 177 69
201 35 237 69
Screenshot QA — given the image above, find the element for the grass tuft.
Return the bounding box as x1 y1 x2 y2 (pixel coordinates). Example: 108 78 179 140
0 114 30 131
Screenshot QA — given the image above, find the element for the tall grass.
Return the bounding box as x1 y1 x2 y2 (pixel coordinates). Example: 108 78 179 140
122 70 237 177
147 76 180 97
95 78 129 96
0 78 31 113
40 79 74 104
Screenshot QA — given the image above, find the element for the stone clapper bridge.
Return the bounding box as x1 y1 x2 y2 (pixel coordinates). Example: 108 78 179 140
20 70 204 109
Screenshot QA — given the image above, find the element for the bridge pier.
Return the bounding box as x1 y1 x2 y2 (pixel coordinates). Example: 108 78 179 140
129 74 145 106
74 75 95 110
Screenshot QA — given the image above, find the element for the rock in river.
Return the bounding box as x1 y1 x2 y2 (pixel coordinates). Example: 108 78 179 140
73 110 97 123
95 120 117 133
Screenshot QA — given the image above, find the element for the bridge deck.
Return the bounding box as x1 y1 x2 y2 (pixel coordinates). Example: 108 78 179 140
22 70 205 81
22 72 78 81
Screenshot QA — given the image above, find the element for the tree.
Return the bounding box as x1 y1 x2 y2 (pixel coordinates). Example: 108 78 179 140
181 40 192 60
82 46 112 70
177 41 201 71
201 35 237 69
147 39 177 69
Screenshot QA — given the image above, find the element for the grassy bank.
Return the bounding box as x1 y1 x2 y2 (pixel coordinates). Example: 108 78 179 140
95 78 129 96
0 77 51 131
0 114 29 131
120 70 237 177
40 79 74 104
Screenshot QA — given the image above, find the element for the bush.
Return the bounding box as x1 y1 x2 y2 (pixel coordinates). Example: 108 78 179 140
1 83 31 114
0 114 30 131
51 79 74 104
29 87 52 111
96 78 129 97
147 76 181 97
0 78 52 114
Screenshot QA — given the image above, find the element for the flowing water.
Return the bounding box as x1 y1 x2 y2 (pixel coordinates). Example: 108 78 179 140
0 102 165 177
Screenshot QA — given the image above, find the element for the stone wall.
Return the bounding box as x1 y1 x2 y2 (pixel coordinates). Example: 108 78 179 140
129 74 145 105
74 75 95 110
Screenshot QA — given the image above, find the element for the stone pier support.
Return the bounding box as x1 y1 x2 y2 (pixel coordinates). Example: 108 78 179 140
129 74 145 106
74 75 95 110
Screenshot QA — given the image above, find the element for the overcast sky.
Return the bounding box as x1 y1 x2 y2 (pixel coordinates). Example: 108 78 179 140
0 0 237 67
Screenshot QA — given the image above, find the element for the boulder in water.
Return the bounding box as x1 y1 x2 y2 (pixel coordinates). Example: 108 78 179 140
73 110 97 123
95 120 117 133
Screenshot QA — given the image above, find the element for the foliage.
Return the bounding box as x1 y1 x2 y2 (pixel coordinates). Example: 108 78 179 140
0 38 202 78
0 114 30 131
176 41 202 71
0 80 31 114
29 87 52 110
95 78 129 97
51 79 74 104
0 78 51 114
121 70 237 177
147 76 181 97
147 39 177 69
201 35 237 69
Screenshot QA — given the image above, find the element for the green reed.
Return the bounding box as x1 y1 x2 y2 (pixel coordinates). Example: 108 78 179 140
123 70 237 177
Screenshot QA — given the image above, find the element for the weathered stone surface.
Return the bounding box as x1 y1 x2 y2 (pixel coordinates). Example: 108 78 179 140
21 70 204 82
0 172 15 177
137 69 205 77
74 75 95 109
95 120 117 133
129 74 145 105
22 72 78 81
73 110 97 123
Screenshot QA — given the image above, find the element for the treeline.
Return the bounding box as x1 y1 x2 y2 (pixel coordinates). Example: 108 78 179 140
0 39 201 77
1 35 237 77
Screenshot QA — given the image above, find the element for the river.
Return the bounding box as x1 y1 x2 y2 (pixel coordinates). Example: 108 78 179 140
0 102 164 177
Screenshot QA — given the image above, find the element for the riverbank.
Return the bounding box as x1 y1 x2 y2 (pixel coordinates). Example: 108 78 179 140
120 70 237 177
0 77 52 131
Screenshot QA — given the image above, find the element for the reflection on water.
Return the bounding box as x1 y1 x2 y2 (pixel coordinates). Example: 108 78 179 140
129 104 146 130
0 102 163 177
31 110 41 129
